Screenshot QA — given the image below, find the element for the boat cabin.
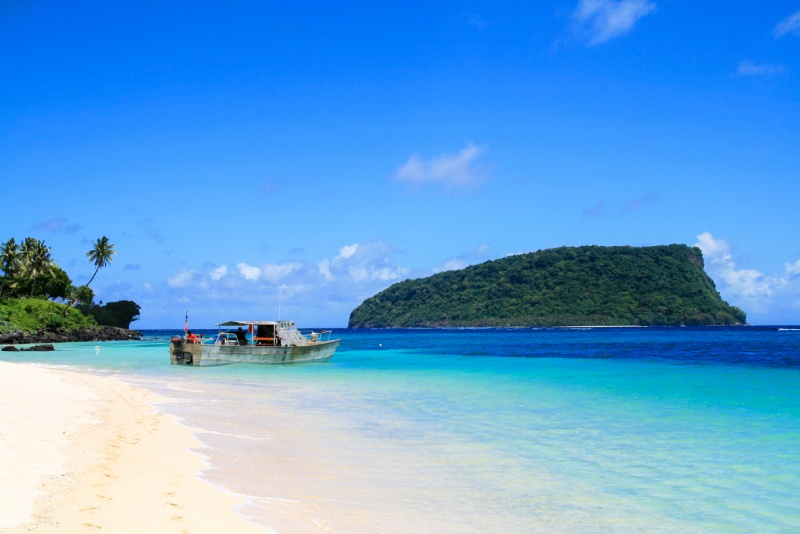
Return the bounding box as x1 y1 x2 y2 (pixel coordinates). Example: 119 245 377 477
214 320 305 347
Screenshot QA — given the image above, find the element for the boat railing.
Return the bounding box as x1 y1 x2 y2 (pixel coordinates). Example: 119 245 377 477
302 330 333 343
213 332 240 345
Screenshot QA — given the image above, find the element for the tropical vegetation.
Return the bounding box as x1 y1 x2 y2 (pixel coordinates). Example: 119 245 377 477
0 235 139 335
348 245 747 328
0 298 97 334
77 300 141 329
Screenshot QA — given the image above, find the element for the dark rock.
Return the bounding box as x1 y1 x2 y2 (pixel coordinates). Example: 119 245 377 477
0 327 142 345
1 344 55 351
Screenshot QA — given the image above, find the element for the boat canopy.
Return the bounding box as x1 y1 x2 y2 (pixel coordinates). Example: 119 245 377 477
216 320 280 327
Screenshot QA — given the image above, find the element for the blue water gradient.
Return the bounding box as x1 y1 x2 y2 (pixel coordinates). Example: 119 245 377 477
3 327 799 532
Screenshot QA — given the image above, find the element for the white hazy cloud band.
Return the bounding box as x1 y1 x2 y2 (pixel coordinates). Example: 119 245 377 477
318 242 408 284
774 11 800 38
393 142 489 192
167 270 197 288
572 0 656 45
33 217 82 234
583 194 658 218
737 60 786 77
165 241 410 312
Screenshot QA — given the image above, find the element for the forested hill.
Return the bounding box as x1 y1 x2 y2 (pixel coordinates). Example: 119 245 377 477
348 245 746 328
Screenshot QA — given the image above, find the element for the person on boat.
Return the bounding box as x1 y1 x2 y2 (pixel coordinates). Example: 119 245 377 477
236 327 247 346
186 331 200 344
216 332 226 345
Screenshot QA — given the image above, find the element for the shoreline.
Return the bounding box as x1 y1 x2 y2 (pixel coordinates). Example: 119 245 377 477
0 361 264 533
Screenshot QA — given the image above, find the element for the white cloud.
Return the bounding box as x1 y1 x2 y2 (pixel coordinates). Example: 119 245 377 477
318 258 334 282
694 232 774 298
338 244 359 260
718 266 775 299
167 270 197 288
210 265 228 281
774 11 800 38
475 243 492 256
393 142 489 192
572 0 656 45
260 262 302 282
311 241 412 290
695 231 731 258
737 60 787 77
237 262 262 281
348 265 370 283
434 244 493 273
684 236 800 323
439 259 469 272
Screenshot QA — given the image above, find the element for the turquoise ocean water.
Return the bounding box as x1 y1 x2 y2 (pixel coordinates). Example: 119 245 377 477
3 327 799 532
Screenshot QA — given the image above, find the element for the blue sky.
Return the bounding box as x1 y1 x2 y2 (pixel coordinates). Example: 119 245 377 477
2 1 799 328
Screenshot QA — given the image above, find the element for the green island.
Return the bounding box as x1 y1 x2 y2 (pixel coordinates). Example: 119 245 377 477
0 236 141 345
348 244 746 328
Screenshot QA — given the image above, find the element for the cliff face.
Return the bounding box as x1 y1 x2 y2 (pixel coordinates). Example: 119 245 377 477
348 245 746 328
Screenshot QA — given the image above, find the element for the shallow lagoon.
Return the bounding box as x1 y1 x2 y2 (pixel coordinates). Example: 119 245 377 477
4 327 799 532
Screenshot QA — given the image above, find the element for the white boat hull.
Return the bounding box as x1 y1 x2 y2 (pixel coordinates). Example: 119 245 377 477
170 339 339 366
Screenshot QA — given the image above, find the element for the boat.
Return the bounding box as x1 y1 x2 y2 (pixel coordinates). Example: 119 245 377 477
169 320 340 366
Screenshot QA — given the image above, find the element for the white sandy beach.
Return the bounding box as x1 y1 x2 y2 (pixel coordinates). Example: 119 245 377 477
0 361 265 533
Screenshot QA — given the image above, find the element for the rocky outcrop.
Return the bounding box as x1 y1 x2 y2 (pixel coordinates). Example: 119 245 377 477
2 344 55 352
0 326 141 345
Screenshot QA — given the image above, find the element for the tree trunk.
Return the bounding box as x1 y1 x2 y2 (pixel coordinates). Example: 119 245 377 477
85 266 100 288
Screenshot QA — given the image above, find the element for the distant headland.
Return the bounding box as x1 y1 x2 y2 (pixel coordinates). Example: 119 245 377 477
348 244 746 328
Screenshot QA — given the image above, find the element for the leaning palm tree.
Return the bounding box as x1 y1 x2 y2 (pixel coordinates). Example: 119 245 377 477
85 236 116 288
0 237 21 298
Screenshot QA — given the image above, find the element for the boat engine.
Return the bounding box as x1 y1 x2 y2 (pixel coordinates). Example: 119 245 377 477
170 336 193 365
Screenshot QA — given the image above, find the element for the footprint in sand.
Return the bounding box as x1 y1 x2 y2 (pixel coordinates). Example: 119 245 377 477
82 523 101 529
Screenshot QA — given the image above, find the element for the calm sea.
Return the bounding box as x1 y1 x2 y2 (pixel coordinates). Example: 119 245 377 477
3 327 800 532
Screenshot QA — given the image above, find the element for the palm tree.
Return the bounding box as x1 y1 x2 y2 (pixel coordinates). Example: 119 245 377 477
21 238 54 298
0 237 21 298
85 236 116 288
